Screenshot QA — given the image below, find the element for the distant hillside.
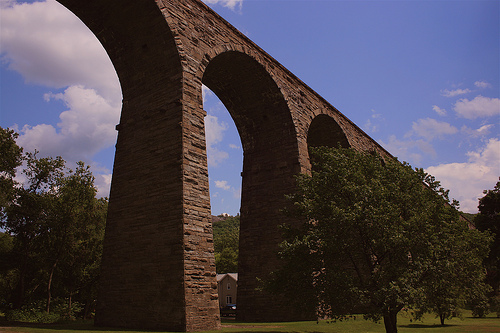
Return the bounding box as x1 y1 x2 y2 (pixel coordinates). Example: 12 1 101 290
212 215 240 273
461 212 477 225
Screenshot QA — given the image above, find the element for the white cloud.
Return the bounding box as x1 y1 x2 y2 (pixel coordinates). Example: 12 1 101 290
16 85 120 163
94 173 112 198
229 144 240 149
232 186 241 199
379 135 437 165
407 118 458 141
441 88 471 97
461 124 494 138
205 114 229 166
214 180 241 200
364 119 376 133
454 95 500 119
475 81 492 89
202 84 214 104
0 0 121 199
426 138 500 213
205 115 226 147
363 109 383 133
208 148 229 167
467 138 500 167
202 0 243 11
215 180 231 190
0 0 121 103
432 105 447 116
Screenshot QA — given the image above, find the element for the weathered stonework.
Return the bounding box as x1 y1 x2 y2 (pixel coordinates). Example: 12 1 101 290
55 0 392 331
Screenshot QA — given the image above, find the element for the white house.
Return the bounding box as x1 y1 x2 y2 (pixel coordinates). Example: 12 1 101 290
216 273 238 307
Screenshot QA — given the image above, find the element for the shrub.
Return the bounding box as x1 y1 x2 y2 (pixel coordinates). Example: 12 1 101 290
470 296 490 318
4 298 83 323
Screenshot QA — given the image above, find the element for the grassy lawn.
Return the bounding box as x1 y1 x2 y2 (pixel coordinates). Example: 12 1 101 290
1 312 499 333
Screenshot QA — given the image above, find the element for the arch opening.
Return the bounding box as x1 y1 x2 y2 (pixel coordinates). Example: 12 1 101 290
202 51 295 153
202 85 243 217
307 114 350 150
306 114 350 172
202 51 304 322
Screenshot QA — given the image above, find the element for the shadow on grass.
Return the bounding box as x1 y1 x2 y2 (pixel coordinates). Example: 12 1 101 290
400 323 458 329
0 320 305 333
0 320 141 331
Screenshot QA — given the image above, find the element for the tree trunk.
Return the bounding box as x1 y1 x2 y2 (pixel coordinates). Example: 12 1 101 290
68 293 72 319
383 310 398 333
14 247 30 309
46 259 58 313
13 274 25 309
439 313 445 325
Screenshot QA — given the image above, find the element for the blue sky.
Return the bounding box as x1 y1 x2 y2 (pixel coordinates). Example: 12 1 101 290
1 0 499 215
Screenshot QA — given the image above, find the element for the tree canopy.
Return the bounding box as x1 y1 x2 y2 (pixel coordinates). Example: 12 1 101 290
213 215 239 273
0 126 107 322
267 147 491 333
474 179 500 314
0 127 23 211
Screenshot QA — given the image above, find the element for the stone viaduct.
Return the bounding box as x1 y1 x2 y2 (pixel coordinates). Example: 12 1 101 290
56 0 391 331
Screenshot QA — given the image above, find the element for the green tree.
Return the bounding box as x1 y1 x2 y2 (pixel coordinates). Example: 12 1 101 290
474 179 500 314
0 127 23 308
64 197 107 318
55 164 107 318
42 162 105 314
0 127 23 214
1 150 107 320
213 215 239 273
413 203 491 324
1 151 65 309
267 147 490 333
0 232 16 306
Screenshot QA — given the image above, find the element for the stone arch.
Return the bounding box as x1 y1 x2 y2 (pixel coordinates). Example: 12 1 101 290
202 50 296 153
307 114 350 149
202 51 304 322
305 114 350 172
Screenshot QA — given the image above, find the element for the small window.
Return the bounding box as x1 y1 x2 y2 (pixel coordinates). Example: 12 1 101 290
227 283 231 290
226 296 232 304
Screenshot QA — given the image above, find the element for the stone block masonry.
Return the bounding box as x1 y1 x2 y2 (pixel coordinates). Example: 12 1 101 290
55 0 393 331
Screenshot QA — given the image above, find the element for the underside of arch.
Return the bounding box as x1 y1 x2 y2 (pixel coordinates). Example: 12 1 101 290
56 0 182 103
307 114 350 149
202 51 295 153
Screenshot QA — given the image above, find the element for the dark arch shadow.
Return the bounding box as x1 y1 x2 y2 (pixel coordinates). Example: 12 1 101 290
306 114 350 169
202 51 296 153
307 114 350 149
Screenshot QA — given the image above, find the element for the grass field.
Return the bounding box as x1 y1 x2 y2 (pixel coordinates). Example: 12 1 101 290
1 312 499 333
